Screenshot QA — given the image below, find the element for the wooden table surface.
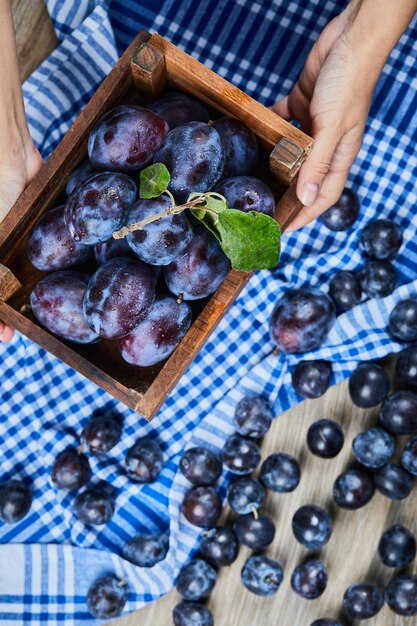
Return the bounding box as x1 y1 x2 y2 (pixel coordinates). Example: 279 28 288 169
10 3 413 625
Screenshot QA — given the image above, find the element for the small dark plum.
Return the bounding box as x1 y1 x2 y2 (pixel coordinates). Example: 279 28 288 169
389 299 417 342
73 488 115 525
310 621 344 626
214 176 275 217
65 160 95 195
122 534 169 567
234 395 273 439
291 360 332 399
359 219 403 260
148 92 210 128
348 362 390 408
319 188 360 231
307 419 344 459
291 560 327 600
81 415 122 455
270 288 336 354
213 119 259 178
94 236 132 265
343 582 384 619
200 526 239 567
51 448 91 490
385 575 417 616
234 513 275 551
0 480 32 524
125 438 163 483
182 486 222 528
378 524 416 568
401 435 417 475
351 427 395 469
292 504 332 550
379 391 417 435
333 469 375 509
373 463 413 500
173 601 214 626
329 270 362 311
179 447 222 486
176 559 217 601
241 555 284 596
260 452 300 492
222 434 260 475
396 346 417 386
226 477 265 515
87 575 128 619
358 260 397 298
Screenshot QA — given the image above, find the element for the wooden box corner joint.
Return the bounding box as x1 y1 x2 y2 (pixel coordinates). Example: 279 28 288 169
131 42 167 98
270 137 310 184
0 264 22 302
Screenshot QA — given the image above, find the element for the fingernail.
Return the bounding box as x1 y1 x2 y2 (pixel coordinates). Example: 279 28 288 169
299 182 319 207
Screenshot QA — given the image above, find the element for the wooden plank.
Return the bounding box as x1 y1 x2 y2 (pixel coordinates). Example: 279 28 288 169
131 42 167 99
0 263 21 301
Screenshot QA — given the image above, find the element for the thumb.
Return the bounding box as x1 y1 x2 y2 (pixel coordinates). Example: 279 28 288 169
296 128 340 206
270 96 291 120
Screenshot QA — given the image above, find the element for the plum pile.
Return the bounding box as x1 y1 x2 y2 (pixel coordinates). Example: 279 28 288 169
26 90 280 372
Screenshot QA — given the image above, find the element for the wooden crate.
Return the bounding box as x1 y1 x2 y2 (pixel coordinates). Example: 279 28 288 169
0 31 313 419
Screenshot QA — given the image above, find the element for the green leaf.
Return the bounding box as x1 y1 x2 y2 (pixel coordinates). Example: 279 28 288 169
139 163 170 199
217 209 281 272
190 194 228 240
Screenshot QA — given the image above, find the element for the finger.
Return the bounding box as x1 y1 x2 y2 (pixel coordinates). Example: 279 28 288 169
296 128 341 207
271 96 291 120
0 324 14 343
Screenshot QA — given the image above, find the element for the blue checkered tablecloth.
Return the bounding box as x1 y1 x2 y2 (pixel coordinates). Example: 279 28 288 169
1 0 417 623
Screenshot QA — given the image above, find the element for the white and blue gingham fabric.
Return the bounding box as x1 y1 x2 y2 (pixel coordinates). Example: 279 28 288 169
1 0 417 623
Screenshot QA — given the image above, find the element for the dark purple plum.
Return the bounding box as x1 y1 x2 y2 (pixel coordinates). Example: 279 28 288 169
385 575 417 615
333 469 374 509
51 448 91 490
349 362 390 408
119 296 192 367
154 121 225 202
87 575 128 619
222 434 260 475
173 601 214 626
179 446 222 486
241 555 284 596
182 486 222 528
81 415 122 455
343 582 384 619
30 271 99 344
126 195 193 265
291 560 327 599
260 452 300 492
329 270 362 311
164 227 230 301
214 176 275 217
176 559 217 601
148 92 210 129
319 188 360 231
94 237 132 265
28 206 90 271
389 299 417 342
358 260 397 298
234 395 273 439
270 288 336 353
378 524 416 568
88 104 168 171
379 391 417 435
292 504 332 550
401 435 417 475
65 160 95 195
310 621 343 626
83 257 156 339
234 513 275 551
73 487 115 525
396 346 417 386
307 419 344 459
125 438 163 483
352 428 395 469
122 534 169 567
0 480 32 524
359 219 403 260
292 360 331 399
373 463 413 500
200 526 239 567
226 476 265 515
64 172 137 245
213 118 259 178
